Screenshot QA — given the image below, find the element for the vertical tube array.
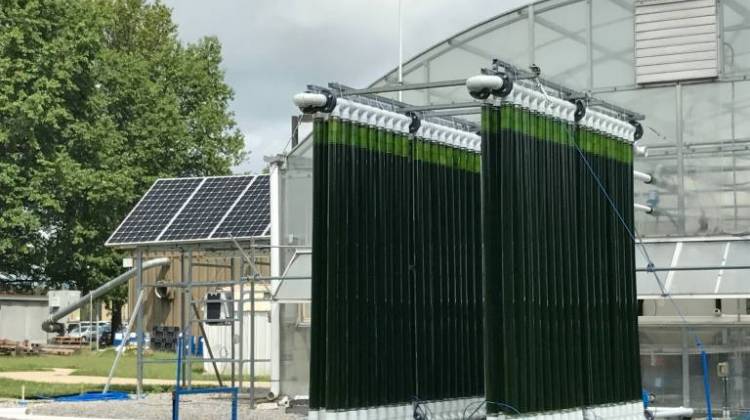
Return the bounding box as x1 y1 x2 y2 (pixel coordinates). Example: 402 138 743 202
309 101 483 418
481 101 641 416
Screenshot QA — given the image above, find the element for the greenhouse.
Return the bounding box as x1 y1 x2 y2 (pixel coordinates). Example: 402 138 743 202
270 0 750 414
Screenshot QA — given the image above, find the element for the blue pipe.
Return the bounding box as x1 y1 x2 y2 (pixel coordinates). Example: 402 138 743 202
175 334 183 390
173 335 183 420
696 338 713 420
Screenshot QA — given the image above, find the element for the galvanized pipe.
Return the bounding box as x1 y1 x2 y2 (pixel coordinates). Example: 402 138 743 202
41 257 170 333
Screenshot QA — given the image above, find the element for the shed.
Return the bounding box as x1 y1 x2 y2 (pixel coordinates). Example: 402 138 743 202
0 295 49 343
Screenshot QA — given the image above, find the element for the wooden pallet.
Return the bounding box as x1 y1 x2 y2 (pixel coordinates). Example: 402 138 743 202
39 344 78 356
0 339 41 355
53 336 84 345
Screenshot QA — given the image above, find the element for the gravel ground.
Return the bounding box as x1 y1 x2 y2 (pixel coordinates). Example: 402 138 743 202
0 394 304 420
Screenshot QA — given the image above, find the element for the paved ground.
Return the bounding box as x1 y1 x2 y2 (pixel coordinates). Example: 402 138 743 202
0 394 302 420
0 369 270 388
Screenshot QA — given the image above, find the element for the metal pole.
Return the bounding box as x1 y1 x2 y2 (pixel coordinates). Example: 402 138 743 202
676 83 686 233
187 250 193 390
528 3 535 67
231 388 238 420
191 303 223 387
180 252 186 387
397 0 403 102
250 242 256 408
636 265 750 272
90 294 94 351
237 257 244 393
340 79 466 96
104 290 145 394
136 250 144 399
682 327 690 408
229 257 236 389
95 299 100 352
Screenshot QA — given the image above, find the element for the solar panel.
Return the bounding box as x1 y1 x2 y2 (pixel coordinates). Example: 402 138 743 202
107 178 203 245
159 176 253 241
212 175 270 239
106 175 271 247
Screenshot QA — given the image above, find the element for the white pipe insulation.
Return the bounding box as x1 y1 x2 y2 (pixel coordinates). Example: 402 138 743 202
466 74 637 142
633 170 653 184
293 94 482 151
646 406 694 418
466 74 505 94
634 203 654 214
292 92 328 109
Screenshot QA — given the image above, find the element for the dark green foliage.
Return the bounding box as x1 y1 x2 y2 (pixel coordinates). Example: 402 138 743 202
481 104 640 415
0 0 244 296
310 117 483 411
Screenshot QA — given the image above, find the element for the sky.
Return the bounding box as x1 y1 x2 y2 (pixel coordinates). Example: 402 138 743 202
164 0 531 173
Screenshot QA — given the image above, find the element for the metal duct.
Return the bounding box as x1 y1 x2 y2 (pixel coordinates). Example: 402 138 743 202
41 258 170 333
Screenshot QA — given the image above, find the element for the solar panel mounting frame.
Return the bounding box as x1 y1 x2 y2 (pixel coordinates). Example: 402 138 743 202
105 174 271 249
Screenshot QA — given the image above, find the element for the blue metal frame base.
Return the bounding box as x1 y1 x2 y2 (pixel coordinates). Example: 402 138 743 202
172 387 238 420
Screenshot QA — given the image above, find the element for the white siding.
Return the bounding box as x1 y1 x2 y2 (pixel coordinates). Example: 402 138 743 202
635 0 718 84
0 299 49 343
202 311 272 376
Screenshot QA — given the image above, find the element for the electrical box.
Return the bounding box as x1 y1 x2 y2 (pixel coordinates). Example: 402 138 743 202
717 362 729 378
204 291 234 325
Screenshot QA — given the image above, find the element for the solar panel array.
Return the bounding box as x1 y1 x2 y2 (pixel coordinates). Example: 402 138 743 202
106 175 270 247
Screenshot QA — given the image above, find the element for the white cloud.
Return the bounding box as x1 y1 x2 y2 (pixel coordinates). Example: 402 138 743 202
164 0 531 172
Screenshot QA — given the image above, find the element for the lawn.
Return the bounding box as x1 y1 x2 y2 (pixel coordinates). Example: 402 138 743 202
0 378 168 400
0 349 269 399
0 349 203 380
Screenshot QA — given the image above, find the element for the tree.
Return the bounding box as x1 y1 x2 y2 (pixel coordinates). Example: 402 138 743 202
0 0 245 333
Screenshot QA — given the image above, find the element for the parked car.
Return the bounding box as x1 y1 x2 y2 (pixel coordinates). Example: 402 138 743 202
97 324 112 346
68 325 92 343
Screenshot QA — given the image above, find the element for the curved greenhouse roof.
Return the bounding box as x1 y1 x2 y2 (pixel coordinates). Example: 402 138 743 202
370 0 750 239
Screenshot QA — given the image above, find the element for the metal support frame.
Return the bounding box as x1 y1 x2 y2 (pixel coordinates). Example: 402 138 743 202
315 59 644 123
172 335 238 420
191 303 223 386
104 290 145 394
136 250 144 398
636 265 750 272
249 239 257 408
338 79 466 95
172 387 238 420
487 59 645 121
131 239 310 410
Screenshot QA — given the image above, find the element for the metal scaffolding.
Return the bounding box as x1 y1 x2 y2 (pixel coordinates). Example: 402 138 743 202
129 240 305 407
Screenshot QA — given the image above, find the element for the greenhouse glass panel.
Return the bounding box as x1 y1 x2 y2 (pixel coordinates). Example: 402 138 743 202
592 0 636 88
636 242 676 296
465 18 528 72
683 155 735 234
722 0 750 75
281 139 313 269
275 251 311 302
599 87 679 236
682 83 733 145
639 352 684 407
427 46 486 84
668 242 725 296
718 241 750 295
534 0 588 90
732 81 750 140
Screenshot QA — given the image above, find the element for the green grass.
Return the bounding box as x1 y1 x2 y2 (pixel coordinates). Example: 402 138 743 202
0 349 270 381
0 349 269 399
0 349 204 380
0 378 169 400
